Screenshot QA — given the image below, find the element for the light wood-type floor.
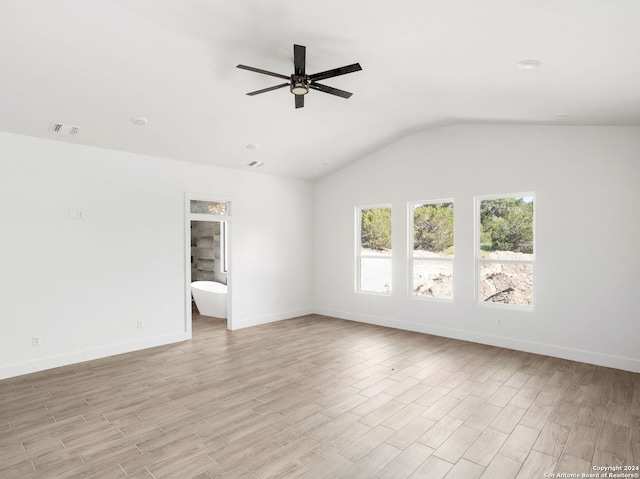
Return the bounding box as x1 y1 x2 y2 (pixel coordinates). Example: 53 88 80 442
1 312 639 479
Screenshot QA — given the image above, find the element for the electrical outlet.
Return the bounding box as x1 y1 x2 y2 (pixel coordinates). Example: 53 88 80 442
497 319 502 327
137 320 144 329
32 336 40 346
68 209 86 220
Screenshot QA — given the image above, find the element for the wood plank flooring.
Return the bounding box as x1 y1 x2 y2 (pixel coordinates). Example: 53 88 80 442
1 312 639 478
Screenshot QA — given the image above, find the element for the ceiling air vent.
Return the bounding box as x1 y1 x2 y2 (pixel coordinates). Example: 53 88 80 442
49 122 80 135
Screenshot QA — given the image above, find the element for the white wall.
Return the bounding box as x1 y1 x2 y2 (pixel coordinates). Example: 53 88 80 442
3 125 638 379
0 132 313 379
313 124 640 373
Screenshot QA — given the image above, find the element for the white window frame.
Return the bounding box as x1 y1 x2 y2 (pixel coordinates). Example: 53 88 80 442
356 204 392 295
408 199 455 302
475 192 535 311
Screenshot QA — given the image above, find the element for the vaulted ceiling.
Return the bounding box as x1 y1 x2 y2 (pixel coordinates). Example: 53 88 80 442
1 1 639 181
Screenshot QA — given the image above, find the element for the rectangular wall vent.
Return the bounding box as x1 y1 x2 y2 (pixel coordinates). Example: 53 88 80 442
49 122 80 135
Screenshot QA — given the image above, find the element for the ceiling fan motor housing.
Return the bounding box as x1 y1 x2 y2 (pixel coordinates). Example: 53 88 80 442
290 75 309 95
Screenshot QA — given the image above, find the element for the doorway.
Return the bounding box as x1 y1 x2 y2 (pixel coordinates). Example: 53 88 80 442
185 194 232 334
190 220 227 285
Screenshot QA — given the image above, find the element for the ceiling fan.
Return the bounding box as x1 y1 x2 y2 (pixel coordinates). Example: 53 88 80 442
237 44 362 109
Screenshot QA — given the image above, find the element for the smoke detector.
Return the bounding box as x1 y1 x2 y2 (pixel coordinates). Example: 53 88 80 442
49 122 80 135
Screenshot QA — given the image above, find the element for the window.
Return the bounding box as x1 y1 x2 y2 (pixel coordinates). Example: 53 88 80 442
476 193 535 308
409 200 454 300
190 200 229 215
357 205 392 293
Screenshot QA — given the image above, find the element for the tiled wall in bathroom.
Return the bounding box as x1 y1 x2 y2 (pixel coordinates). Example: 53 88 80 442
190 221 223 282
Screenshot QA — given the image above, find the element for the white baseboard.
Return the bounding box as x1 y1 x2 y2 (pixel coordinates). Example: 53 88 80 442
0 332 190 380
4 308 637 380
0 308 311 380
232 308 315 330
314 307 640 374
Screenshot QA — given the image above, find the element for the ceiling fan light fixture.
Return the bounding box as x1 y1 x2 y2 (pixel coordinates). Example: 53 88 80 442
290 77 309 96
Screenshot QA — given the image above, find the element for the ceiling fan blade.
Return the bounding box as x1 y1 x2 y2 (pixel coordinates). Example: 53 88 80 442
294 44 306 77
308 63 362 82
237 64 290 81
246 83 289 96
309 82 353 99
295 95 304 109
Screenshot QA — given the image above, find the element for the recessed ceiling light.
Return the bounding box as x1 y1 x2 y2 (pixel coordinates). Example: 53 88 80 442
517 60 541 70
247 161 264 167
246 143 260 150
130 117 148 126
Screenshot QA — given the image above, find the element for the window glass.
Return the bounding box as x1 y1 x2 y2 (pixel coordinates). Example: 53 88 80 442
360 256 392 293
479 262 533 306
480 197 533 257
410 201 454 300
357 206 392 294
477 195 534 308
190 200 229 215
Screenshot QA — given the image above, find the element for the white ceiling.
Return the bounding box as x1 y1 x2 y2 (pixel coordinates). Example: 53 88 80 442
1 1 639 181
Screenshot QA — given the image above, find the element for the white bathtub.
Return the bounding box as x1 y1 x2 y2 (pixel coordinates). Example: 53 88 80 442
191 281 227 318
